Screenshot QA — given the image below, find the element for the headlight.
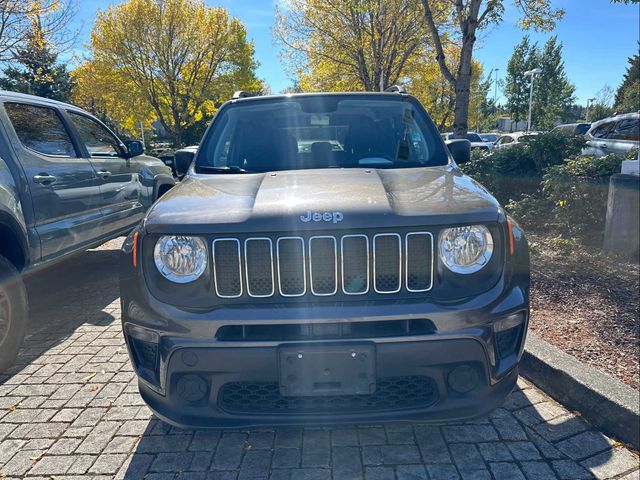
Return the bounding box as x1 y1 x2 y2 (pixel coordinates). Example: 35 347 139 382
153 235 207 283
439 225 493 274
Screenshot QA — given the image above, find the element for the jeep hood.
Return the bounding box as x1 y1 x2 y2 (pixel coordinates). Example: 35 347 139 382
144 166 502 234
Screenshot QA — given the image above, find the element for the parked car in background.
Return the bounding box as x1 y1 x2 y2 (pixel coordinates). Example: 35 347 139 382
0 91 175 370
441 132 493 151
120 90 530 428
582 112 639 157
149 143 177 175
479 133 499 144
494 131 542 149
551 123 591 136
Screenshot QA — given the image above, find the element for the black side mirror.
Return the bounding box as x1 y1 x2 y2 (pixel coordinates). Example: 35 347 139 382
445 139 471 165
125 140 145 158
174 149 195 177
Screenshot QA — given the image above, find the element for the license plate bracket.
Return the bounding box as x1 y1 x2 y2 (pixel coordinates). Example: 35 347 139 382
278 344 376 397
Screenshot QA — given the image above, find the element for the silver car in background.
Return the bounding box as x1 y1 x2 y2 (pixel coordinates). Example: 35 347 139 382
583 112 639 157
494 131 541 149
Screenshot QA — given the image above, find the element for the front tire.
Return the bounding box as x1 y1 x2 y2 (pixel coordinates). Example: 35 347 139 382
0 255 27 372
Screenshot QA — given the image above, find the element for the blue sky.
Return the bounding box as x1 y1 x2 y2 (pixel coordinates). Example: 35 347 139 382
70 0 639 106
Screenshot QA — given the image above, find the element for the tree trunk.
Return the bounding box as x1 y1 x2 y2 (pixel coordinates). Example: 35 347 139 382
452 75 471 138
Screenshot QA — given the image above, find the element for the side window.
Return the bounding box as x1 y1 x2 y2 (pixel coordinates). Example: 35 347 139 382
502 136 513 144
610 119 639 141
591 121 616 139
4 102 77 157
67 112 124 157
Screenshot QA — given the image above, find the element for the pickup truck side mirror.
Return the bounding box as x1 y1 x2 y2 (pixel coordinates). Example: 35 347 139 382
124 140 145 158
174 149 195 177
445 139 471 165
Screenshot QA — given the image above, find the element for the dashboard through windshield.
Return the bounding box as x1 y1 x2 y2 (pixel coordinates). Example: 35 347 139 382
195 96 448 173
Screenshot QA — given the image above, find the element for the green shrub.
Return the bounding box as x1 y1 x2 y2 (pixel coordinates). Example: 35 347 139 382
505 193 554 230
542 154 625 244
460 131 583 205
526 131 585 172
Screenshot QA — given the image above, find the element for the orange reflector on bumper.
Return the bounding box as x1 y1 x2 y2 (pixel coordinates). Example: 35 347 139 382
133 231 139 267
507 220 515 256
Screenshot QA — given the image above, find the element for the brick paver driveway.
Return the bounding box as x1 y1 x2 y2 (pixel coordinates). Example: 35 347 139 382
1 239 638 480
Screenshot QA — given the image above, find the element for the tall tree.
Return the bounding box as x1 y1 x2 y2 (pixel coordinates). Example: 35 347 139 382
614 51 639 113
420 0 564 137
76 0 260 146
274 0 429 92
504 36 574 129
531 36 575 129
504 36 538 124
410 44 485 131
0 0 77 61
0 16 74 101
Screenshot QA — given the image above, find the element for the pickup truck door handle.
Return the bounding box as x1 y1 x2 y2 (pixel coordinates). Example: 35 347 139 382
598 143 608 148
97 170 112 179
33 174 57 185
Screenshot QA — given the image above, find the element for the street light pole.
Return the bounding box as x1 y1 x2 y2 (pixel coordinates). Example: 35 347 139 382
524 68 542 132
586 97 596 122
493 68 499 114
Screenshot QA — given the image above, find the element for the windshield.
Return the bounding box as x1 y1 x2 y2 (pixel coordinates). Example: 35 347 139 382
465 133 483 142
479 133 497 142
576 123 591 135
196 96 447 173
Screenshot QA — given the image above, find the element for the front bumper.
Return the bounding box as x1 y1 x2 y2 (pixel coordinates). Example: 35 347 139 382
121 270 528 428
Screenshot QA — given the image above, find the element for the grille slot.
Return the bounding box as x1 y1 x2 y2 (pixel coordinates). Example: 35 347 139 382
212 239 242 298
309 236 337 296
219 376 438 414
245 238 274 297
209 231 434 299
277 237 306 297
405 232 434 292
341 235 369 295
373 234 402 293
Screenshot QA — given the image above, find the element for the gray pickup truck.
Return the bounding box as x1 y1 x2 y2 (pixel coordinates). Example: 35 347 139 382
0 91 174 370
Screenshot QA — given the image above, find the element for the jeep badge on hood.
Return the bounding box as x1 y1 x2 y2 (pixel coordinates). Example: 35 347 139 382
300 210 344 224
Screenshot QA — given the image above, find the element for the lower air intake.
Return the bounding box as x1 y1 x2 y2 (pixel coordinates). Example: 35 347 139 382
218 376 438 414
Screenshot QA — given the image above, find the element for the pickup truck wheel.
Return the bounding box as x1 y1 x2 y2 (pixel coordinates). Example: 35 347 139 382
0 255 27 372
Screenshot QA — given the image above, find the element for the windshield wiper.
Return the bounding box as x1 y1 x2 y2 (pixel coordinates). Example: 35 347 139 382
198 165 250 174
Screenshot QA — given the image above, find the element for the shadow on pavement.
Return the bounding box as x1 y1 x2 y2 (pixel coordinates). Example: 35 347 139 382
122 382 617 479
2 240 122 376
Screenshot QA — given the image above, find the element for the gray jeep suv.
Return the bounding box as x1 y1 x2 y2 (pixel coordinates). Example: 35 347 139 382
0 91 174 370
120 91 530 428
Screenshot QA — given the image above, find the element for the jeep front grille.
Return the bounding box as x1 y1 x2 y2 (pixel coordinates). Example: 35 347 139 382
211 231 434 299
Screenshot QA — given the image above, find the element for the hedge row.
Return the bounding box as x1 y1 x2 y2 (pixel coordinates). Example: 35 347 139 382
460 133 629 246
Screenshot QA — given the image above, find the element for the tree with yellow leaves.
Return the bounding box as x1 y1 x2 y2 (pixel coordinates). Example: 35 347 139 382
74 0 260 146
409 44 486 132
0 0 77 61
420 0 565 136
275 0 430 92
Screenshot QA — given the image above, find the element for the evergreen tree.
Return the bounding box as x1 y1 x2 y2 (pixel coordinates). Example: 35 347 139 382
505 36 575 129
0 19 74 102
532 36 575 128
614 51 640 113
505 36 538 124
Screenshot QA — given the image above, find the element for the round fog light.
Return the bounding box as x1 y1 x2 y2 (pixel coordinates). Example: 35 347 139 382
448 365 480 394
177 374 208 403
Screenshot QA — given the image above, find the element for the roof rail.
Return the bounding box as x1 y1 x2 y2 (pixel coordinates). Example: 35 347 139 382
384 85 407 93
232 91 254 99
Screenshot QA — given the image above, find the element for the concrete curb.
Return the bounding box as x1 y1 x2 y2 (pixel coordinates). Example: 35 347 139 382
521 332 640 450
